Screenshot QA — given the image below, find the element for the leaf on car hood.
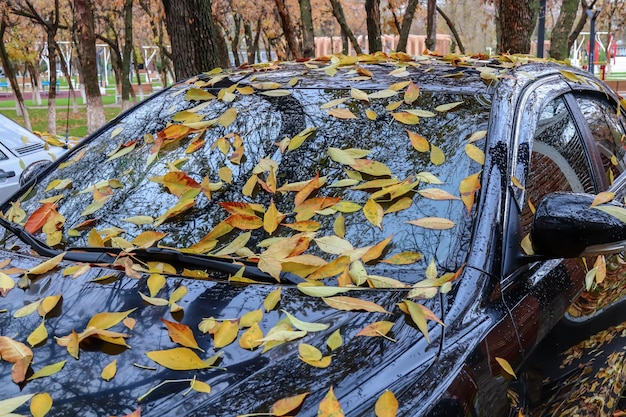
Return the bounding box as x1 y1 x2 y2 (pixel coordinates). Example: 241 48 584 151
0 335 33 383
146 347 212 371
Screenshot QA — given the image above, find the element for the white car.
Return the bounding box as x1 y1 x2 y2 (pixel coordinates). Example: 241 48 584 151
0 113 69 203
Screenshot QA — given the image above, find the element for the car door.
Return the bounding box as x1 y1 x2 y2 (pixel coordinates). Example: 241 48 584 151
500 78 626 413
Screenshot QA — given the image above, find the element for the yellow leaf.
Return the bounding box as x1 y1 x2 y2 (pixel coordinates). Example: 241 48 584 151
392 112 420 125
146 347 211 370
185 88 216 101
13 300 42 318
323 296 390 313
66 330 79 359
375 390 399 417
369 89 398 99
139 292 169 306
365 109 377 120
328 108 357 119
326 329 343 351
0 271 15 297
400 299 430 343
271 392 310 416
381 252 423 265
264 288 282 311
26 253 65 276
283 220 321 232
385 197 412 214
240 309 263 328
465 143 485 165
332 201 362 213
591 191 615 207
417 188 459 201
307 256 351 280
468 130 487 143
213 232 251 256
430 144 445 165
147 274 166 297
260 89 291 97
132 231 168 248
213 319 239 348
314 236 354 254
282 310 329 332
350 87 369 101
459 172 481 215
263 200 284 235
495 356 517 378
239 322 263 350
362 235 393 263
101 359 117 381
350 159 392 176
300 354 332 368
297 283 350 297
190 379 212 394
407 217 455 229
27 360 66 381
218 166 233 183
333 213 345 238
320 97 348 109
218 107 237 127
87 308 136 330
404 81 419 104
161 318 202 350
298 342 323 361
407 130 429 152
318 386 345 417
363 199 384 229
27 320 48 346
30 392 53 417
434 101 464 112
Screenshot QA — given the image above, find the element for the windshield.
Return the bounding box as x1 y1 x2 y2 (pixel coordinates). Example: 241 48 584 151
8 69 490 285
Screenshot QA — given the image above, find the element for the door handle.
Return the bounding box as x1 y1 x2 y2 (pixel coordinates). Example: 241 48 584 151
0 170 15 179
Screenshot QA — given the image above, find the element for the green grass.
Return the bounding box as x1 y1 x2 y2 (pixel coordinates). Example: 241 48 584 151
0 106 122 138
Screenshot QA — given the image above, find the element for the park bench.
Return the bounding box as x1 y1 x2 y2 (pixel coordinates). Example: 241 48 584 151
115 83 154 103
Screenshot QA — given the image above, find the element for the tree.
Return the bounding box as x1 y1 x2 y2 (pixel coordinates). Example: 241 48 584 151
138 0 173 87
550 0 579 60
161 0 229 80
497 0 539 53
328 0 363 55
364 0 381 52
74 0 106 134
425 0 436 51
274 0 300 59
299 0 314 58
396 0 419 53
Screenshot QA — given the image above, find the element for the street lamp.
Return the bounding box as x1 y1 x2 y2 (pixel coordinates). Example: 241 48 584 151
587 8 601 75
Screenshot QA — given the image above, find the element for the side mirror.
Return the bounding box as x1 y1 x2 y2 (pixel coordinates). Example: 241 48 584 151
531 192 626 258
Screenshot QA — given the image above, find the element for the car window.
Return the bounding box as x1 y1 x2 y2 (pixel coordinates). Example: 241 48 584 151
520 95 595 239
0 147 7 160
13 79 491 284
575 95 626 185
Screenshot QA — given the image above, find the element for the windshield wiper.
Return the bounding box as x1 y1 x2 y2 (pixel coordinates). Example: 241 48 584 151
65 246 302 284
0 217 300 283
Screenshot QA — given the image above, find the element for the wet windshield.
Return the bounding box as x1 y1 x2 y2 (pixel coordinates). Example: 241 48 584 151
10 69 491 285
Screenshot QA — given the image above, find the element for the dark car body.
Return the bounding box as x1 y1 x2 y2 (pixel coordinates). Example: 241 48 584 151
2 54 626 417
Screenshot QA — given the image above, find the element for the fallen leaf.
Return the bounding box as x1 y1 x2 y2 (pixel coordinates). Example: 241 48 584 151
0 272 15 297
323 296 390 313
26 252 65 276
239 322 263 350
146 347 211 370
407 218 455 230
213 320 239 348
27 360 66 381
161 319 202 350
318 386 345 417
282 310 329 332
271 392 310 416
435 101 464 112
495 356 517 378
27 320 48 346
356 321 394 337
0 335 33 383
375 390 398 417
101 359 117 381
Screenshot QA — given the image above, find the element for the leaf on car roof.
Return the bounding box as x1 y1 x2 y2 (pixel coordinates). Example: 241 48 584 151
0 335 33 383
328 108 357 119
161 319 203 351
146 347 212 371
322 296 390 313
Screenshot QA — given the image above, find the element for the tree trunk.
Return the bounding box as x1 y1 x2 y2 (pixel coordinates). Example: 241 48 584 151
498 0 539 54
365 0 382 53
568 0 596 52
232 15 242 67
437 6 465 55
299 0 315 58
397 0 419 52
74 0 105 134
244 19 262 64
329 0 363 55
425 0 436 51
162 0 229 81
550 0 579 60
47 30 58 135
0 13 31 130
274 0 300 59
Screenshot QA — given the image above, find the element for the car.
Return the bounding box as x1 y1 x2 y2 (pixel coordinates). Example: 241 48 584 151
0 113 70 203
1 54 626 417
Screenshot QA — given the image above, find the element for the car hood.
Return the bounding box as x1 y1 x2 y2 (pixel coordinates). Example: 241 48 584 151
0 249 488 416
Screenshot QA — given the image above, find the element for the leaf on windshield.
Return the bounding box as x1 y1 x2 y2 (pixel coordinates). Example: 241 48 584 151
381 251 423 265
0 272 15 297
153 197 196 227
375 390 399 417
106 141 136 162
459 172 481 215
430 144 445 165
87 308 137 330
407 130 429 152
392 112 419 125
26 253 65 276
323 296 390 313
350 159 392 177
270 392 310 416
25 203 58 234
121 216 155 225
132 231 167 249
185 88 215 101
317 386 344 417
101 359 117 381
0 335 33 383
465 143 485 165
283 220 321 232
263 200 285 235
363 199 384 229
417 188 459 201
384 197 412 214
264 288 281 312
356 321 394 337
146 347 211 371
161 319 203 351
407 217 455 230
299 343 332 368
239 322 263 350
37 294 61 318
328 108 357 119
434 101 464 112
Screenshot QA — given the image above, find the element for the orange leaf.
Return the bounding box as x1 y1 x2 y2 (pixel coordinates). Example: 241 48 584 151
25 203 58 234
407 130 429 152
271 392 310 416
350 159 392 177
162 172 201 196
362 235 393 263
459 172 481 215
356 321 394 337
404 81 419 104
161 319 202 350
282 220 321 232
0 336 33 383
307 256 351 280
225 213 263 230
154 198 196 226
294 173 322 206
318 386 345 417
218 202 260 216
294 196 341 221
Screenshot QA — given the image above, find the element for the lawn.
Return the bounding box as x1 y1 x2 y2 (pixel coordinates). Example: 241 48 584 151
0 105 122 138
